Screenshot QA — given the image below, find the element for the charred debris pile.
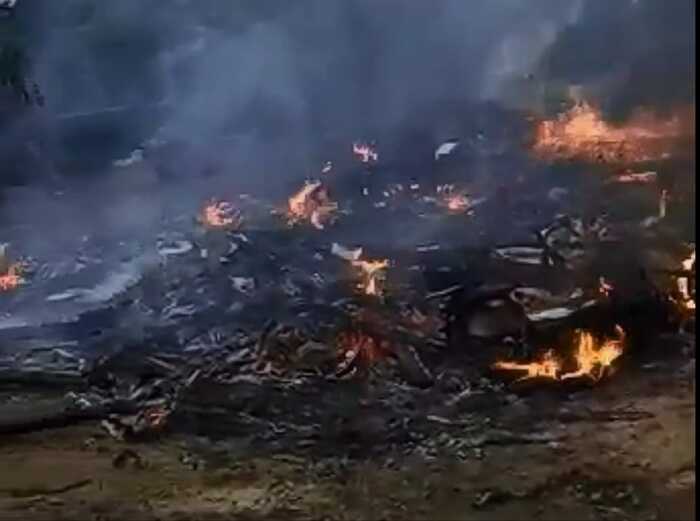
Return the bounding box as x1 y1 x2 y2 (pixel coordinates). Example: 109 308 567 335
0 100 695 462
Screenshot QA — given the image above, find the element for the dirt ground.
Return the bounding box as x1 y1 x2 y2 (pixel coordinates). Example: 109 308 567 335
0 364 694 521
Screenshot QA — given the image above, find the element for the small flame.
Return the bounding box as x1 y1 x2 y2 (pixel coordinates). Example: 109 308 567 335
0 263 23 292
493 327 626 383
493 350 561 382
561 327 625 382
352 142 378 163
200 200 241 229
351 258 389 296
287 180 337 230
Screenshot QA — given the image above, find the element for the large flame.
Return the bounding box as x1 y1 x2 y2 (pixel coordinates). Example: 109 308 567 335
351 258 389 296
533 101 682 163
287 180 337 230
200 199 241 229
493 326 625 383
0 263 23 292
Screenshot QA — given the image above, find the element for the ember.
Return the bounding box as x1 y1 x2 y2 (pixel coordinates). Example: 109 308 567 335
287 180 337 229
200 200 241 230
0 263 23 292
352 142 378 163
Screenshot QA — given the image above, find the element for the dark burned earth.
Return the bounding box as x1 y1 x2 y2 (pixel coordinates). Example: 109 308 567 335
0 103 695 520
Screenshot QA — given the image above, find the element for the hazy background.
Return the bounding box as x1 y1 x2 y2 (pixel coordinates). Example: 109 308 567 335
2 1 693 182
0 0 694 240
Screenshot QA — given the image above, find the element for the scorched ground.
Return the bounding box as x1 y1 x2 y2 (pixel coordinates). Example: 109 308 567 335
0 98 695 520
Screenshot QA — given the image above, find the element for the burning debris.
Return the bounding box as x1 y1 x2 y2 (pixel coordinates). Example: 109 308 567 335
0 263 22 292
352 142 379 163
330 242 389 296
493 327 626 384
199 199 242 230
533 100 681 164
352 257 390 297
561 327 626 381
335 330 385 376
434 184 483 214
0 10 694 520
0 245 24 292
287 180 338 229
676 247 696 311
493 350 560 382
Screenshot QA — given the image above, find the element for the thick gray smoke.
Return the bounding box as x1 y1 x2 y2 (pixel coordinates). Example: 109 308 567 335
1 0 693 232
17 1 580 159
536 0 695 120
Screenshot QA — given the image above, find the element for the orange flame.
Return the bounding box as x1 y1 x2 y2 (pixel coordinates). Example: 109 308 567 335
287 181 337 230
200 200 241 229
493 327 625 383
560 327 625 382
336 331 385 372
352 142 378 163
351 258 389 296
0 263 23 292
533 101 682 163
492 350 561 382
